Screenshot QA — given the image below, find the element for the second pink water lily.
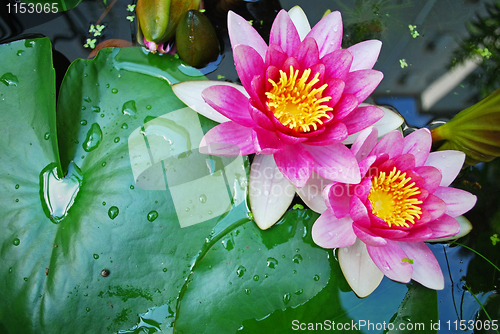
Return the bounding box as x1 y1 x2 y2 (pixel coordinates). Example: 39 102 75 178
312 127 477 297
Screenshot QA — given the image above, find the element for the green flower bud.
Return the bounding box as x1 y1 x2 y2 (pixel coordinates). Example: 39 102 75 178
431 88 500 165
176 10 219 67
136 0 171 43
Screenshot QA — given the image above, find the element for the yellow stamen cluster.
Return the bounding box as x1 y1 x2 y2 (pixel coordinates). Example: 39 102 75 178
265 66 332 133
368 167 423 228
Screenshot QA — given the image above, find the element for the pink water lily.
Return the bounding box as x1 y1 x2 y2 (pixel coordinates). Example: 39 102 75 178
312 127 477 297
173 6 404 229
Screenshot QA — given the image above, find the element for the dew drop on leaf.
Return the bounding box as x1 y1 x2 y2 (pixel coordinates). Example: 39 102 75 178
108 206 119 220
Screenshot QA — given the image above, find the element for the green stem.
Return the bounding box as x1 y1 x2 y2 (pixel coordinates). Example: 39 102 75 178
453 241 500 272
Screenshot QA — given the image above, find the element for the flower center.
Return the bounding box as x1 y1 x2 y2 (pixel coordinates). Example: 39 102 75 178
368 167 423 228
265 66 332 133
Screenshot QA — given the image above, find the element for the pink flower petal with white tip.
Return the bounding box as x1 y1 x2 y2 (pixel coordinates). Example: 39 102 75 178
339 239 384 298
269 10 301 56
398 242 444 290
202 85 256 127
312 209 357 248
424 151 466 187
296 172 330 213
433 187 477 217
425 214 461 239
228 11 268 59
274 144 314 188
342 105 384 135
249 155 295 230
350 127 378 161
347 40 382 71
343 69 383 103
199 122 256 156
403 128 432 166
427 215 472 242
305 142 361 184
369 130 404 158
305 11 343 58
367 241 413 283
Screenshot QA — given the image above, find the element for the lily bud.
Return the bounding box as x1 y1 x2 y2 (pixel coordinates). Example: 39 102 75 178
431 88 500 165
176 10 219 67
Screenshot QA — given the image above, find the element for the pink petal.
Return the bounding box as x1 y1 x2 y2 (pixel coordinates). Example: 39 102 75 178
421 194 447 221
199 122 256 156
252 128 286 154
281 56 301 72
433 187 477 218
265 44 288 69
338 239 384 298
292 37 320 69
398 242 444 290
276 131 308 145
353 225 388 247
202 85 255 127
325 182 352 218
412 166 442 194
392 154 415 172
424 151 466 187
343 69 383 103
330 94 358 121
367 241 413 283
395 226 433 242
350 196 372 229
305 10 342 58
304 122 348 146
269 10 301 56
305 142 361 184
426 215 472 242
296 172 331 213
425 214 461 239
248 101 275 131
312 209 357 248
351 127 378 161
233 45 265 96
402 128 432 166
370 227 409 239
322 49 353 81
347 40 382 71
274 144 314 188
370 130 404 158
322 79 345 110
342 105 384 135
228 11 268 60
249 155 295 230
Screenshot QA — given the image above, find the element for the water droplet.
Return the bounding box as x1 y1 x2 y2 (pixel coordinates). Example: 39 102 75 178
25 40 34 47
295 248 300 253
15 184 19 189
121 123 128 129
1 73 19 87
83 123 103 152
114 137 120 143
102 201 106 206
313 275 320 281
86 307 90 312
130 185 135 190
108 206 119 220
93 254 99 260
208 210 212 215
147 210 158 222
283 293 291 304
23 277 28 282
15 198 19 202
264 273 269 278
16 50 25 56
102 162 106 167
402 316 411 322
294 289 303 295
83 96 92 103
253 275 259 281
111 88 118 94
105 84 110 88
100 114 105 118
40 162 83 224
100 269 110 277
13 238 20 246
236 266 246 277
122 100 137 115
244 288 251 295
8 268 12 274
266 257 278 269
199 194 207 203
146 105 152 110
185 207 190 212
80 120 87 126
91 106 100 113
163 268 168 272
44 132 50 140
292 270 297 274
